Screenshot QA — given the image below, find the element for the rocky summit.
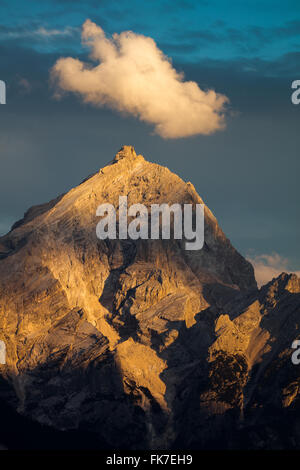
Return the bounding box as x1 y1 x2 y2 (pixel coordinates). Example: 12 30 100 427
0 146 299 449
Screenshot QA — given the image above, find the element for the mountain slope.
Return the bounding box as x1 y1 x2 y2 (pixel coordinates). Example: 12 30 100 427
0 146 299 449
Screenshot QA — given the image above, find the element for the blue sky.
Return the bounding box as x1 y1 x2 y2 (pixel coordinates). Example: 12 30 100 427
0 0 299 283
1 0 300 60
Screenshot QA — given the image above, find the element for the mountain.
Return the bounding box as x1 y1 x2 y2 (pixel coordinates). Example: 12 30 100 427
0 146 299 450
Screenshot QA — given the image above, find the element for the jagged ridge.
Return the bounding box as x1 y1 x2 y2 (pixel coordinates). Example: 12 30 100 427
0 146 299 449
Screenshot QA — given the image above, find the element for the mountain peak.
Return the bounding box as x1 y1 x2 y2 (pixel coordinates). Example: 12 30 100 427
1 146 299 450
113 145 138 162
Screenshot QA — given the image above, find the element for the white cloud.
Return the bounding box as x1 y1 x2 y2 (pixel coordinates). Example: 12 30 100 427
1 26 77 40
247 253 300 287
34 26 77 38
51 19 228 139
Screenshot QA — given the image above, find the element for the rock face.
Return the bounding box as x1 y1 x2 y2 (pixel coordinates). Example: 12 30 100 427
0 146 299 449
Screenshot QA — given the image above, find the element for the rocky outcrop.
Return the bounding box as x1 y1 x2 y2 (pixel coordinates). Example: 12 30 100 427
0 146 299 449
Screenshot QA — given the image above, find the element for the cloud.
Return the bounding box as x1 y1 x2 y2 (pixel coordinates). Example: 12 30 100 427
0 25 78 40
247 253 300 287
50 19 228 138
17 77 32 94
34 26 77 38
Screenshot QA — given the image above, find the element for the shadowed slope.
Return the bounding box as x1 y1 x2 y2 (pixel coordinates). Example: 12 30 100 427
0 146 297 449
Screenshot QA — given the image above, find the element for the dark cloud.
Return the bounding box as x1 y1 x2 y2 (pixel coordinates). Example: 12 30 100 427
250 20 300 41
156 40 199 54
174 20 300 56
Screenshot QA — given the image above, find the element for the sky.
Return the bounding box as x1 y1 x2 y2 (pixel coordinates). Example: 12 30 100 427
0 0 299 285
